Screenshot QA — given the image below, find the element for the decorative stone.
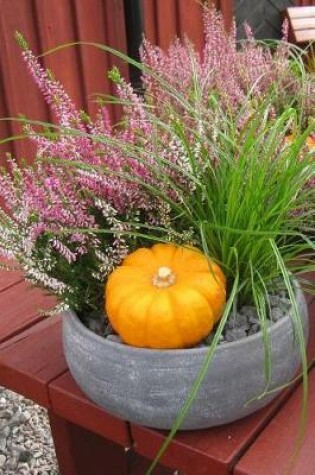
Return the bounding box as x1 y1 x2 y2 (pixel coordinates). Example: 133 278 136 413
33 450 43 459
226 312 249 329
0 410 13 419
0 454 6 467
270 307 285 322
19 412 31 423
239 306 257 317
106 334 123 343
225 328 247 342
18 450 32 463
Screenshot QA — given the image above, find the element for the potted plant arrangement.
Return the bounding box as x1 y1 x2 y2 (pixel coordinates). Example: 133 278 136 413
0 6 314 472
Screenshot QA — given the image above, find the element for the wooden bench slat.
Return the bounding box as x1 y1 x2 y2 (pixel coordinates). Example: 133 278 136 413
295 29 315 43
130 390 299 475
49 371 132 447
49 412 130 475
0 268 22 293
0 280 56 343
291 18 315 30
287 6 315 20
0 315 67 406
307 299 315 363
234 367 315 475
286 6 315 43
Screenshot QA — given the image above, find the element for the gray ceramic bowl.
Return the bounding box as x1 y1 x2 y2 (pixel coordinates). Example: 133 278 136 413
63 286 308 430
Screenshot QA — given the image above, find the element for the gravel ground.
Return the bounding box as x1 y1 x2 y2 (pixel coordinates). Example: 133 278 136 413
0 387 59 475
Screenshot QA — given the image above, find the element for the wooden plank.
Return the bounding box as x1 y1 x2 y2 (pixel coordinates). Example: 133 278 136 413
307 298 315 363
288 6 315 18
73 0 114 119
142 0 158 44
49 412 128 475
234 367 315 475
156 0 178 50
0 314 66 406
218 0 234 31
131 390 299 475
103 0 128 123
292 18 315 30
0 0 50 162
128 452 174 475
49 371 131 447
0 64 13 166
295 28 315 41
0 280 56 343
177 0 204 51
0 267 22 293
35 0 85 112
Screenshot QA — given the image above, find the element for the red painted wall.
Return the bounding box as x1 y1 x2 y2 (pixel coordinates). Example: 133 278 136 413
0 0 127 165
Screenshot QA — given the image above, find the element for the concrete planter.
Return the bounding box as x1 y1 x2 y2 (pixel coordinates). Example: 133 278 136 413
62 285 308 430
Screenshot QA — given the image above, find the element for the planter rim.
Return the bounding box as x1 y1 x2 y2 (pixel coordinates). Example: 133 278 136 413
63 281 304 355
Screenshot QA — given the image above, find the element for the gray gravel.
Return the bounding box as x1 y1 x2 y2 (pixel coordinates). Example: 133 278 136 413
0 387 59 475
208 290 292 345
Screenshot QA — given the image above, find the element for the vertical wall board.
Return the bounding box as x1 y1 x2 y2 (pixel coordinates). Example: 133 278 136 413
0 63 13 165
156 1 178 50
219 0 234 30
73 0 114 119
0 0 50 163
103 0 128 123
34 0 85 112
142 0 158 43
177 0 204 51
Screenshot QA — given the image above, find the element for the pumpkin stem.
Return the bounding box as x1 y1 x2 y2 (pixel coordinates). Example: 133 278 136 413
152 266 176 288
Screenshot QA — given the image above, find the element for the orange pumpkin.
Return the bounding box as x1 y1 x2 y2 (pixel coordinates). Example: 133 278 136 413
105 243 226 349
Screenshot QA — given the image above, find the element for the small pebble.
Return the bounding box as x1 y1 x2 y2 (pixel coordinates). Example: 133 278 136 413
0 410 13 419
33 450 44 459
270 308 284 322
19 411 31 423
106 334 122 343
225 328 247 342
226 312 248 329
0 455 6 467
18 450 32 463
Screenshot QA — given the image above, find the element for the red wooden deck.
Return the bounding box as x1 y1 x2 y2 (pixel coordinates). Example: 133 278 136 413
0 269 314 475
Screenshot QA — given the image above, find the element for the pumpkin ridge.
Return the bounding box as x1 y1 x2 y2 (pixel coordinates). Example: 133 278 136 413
146 290 184 348
169 286 214 347
118 289 155 346
166 290 189 348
